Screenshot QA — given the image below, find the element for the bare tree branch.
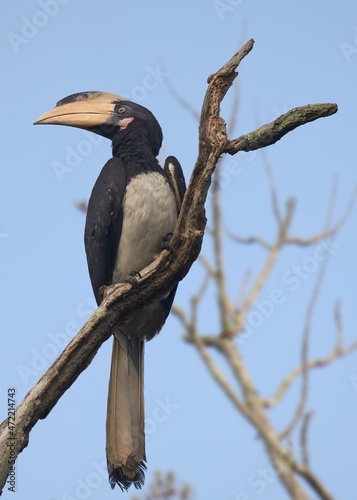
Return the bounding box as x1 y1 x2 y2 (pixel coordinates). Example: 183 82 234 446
0 39 339 495
300 411 314 467
134 470 193 500
286 183 357 245
164 74 200 122
226 232 272 249
225 103 338 154
261 180 356 415
227 181 357 251
169 40 347 499
293 462 335 500
198 254 216 278
190 270 211 330
334 300 343 352
237 199 294 320
263 150 283 224
261 336 357 409
219 339 311 499
226 180 357 348
186 334 250 418
279 259 326 440
235 268 251 309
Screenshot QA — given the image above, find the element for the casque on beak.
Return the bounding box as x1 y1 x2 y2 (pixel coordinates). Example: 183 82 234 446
34 91 125 132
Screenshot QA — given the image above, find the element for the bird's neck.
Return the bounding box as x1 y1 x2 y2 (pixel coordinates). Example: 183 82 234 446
111 127 159 171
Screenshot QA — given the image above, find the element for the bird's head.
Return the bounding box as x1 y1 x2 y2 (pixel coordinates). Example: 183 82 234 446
34 91 163 156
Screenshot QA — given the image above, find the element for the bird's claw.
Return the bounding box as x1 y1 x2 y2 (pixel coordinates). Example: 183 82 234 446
161 232 174 252
119 270 141 289
99 285 109 298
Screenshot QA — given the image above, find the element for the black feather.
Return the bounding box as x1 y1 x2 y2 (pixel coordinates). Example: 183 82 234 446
84 157 126 304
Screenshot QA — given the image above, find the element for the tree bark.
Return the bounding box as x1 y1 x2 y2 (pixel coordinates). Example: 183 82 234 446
0 39 337 495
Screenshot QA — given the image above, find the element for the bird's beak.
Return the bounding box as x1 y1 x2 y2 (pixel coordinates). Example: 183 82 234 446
34 91 124 131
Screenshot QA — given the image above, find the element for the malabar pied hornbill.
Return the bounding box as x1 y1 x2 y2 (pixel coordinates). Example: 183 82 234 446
34 92 186 491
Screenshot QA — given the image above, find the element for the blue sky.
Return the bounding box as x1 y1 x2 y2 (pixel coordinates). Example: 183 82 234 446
1 1 357 499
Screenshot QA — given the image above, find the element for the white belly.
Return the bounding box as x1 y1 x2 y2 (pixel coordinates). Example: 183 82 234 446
112 171 177 282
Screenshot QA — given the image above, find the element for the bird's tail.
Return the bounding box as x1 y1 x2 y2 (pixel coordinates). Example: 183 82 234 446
106 334 146 491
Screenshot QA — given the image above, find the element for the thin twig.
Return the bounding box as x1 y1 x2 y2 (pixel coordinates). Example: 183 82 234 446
198 254 216 277
191 271 212 329
235 269 252 309
171 305 192 334
219 339 312 500
226 232 272 250
238 201 294 318
300 411 314 467
227 83 240 136
285 181 357 244
293 463 335 500
261 338 357 408
186 333 250 418
164 73 200 121
334 301 343 352
280 178 338 439
262 150 282 224
212 162 233 335
227 182 357 250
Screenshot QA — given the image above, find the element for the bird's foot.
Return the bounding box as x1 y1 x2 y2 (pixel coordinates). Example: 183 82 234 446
99 285 109 299
119 270 141 289
161 232 174 252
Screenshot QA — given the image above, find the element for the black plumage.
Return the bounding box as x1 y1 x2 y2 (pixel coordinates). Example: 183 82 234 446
34 92 186 491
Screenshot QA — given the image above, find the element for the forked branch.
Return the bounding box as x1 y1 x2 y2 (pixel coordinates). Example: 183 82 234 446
0 39 339 495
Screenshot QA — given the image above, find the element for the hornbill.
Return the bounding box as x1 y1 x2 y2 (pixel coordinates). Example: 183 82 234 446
34 91 186 491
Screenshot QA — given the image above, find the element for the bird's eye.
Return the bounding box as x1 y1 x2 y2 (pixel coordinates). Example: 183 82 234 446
117 106 126 114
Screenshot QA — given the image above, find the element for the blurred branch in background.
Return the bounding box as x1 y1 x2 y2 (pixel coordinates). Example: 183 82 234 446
0 39 343 497
132 471 193 500
168 47 357 500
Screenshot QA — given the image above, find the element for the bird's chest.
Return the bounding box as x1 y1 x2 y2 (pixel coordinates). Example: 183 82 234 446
112 172 177 281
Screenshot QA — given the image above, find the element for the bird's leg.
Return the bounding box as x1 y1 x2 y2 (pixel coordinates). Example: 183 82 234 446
98 271 142 299
98 271 141 298
161 232 174 252
118 270 142 289
99 285 110 299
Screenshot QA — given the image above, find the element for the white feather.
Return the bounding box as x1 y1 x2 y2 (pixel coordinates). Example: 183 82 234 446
112 172 177 281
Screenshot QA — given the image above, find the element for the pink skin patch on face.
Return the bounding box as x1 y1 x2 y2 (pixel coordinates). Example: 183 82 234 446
118 117 134 130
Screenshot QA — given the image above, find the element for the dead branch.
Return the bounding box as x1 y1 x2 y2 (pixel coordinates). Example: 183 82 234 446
227 233 272 249
225 103 337 154
236 199 295 325
0 39 338 495
279 258 326 440
169 39 348 499
280 175 338 438
300 411 314 467
164 72 200 122
261 308 357 409
226 180 357 344
263 151 283 224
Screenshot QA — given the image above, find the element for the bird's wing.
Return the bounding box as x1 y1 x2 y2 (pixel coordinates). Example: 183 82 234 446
84 157 127 305
163 156 186 213
161 155 187 314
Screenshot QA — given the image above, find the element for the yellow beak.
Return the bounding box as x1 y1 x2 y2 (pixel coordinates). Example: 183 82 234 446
34 91 125 130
